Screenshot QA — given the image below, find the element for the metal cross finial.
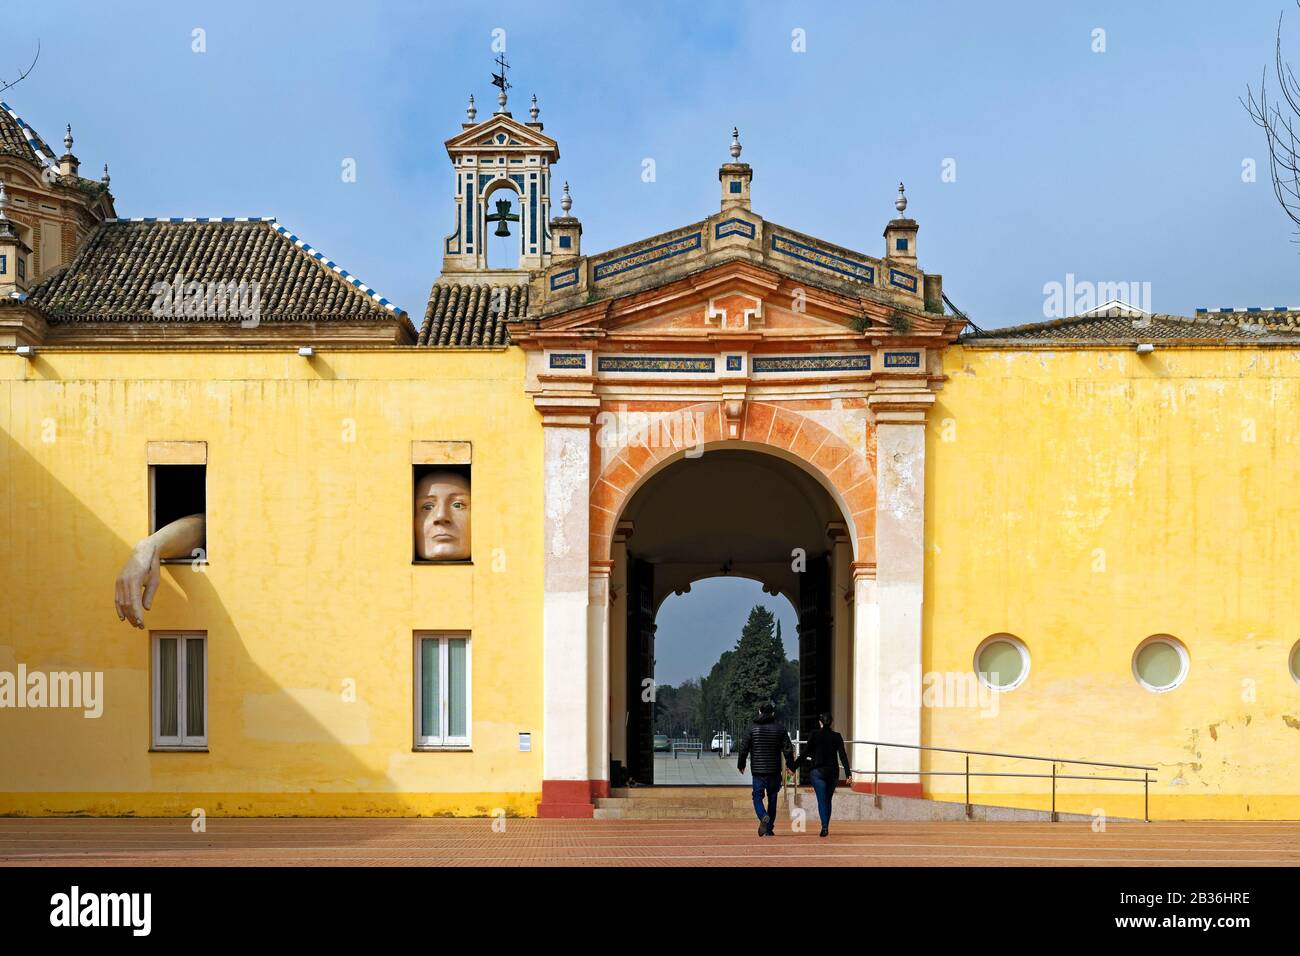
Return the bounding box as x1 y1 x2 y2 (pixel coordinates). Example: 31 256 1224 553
529 93 539 122
64 124 73 153
466 93 477 123
895 182 908 216
560 181 572 215
491 53 511 113
730 127 742 160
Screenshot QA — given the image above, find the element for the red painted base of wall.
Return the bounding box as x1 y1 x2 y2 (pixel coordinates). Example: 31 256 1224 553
851 780 923 798
537 780 595 818
590 779 610 799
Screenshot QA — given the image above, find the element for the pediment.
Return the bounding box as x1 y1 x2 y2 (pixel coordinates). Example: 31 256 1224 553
444 114 558 155
521 260 954 345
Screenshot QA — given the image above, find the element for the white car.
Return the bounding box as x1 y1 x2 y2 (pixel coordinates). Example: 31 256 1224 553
710 733 734 752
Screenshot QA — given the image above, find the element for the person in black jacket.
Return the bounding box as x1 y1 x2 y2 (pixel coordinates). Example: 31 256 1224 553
798 712 852 837
736 701 796 837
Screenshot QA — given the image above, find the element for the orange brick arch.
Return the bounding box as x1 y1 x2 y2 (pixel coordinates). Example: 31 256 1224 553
588 400 876 564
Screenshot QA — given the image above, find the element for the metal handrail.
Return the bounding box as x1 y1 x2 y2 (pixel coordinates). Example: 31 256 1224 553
844 738 1157 773
839 737 1156 823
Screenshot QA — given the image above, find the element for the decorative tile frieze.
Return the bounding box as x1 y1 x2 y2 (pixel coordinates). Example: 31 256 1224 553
770 234 875 284
752 354 871 373
888 268 918 293
548 352 587 369
550 267 579 291
883 351 921 369
593 232 703 282
715 217 756 240
596 355 716 373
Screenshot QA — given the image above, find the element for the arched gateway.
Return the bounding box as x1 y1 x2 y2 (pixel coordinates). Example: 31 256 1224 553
510 140 965 816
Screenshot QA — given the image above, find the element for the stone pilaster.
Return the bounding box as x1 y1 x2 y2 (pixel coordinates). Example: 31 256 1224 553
857 387 934 796
535 392 600 817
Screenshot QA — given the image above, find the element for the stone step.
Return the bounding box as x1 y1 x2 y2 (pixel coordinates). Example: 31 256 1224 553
596 797 755 810
592 788 1136 823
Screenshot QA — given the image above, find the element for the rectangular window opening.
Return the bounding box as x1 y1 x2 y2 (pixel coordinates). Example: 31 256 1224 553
150 463 207 563
412 462 471 563
414 633 471 749
152 632 207 750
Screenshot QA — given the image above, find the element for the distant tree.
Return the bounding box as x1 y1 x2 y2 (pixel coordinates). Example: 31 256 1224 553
722 605 786 730
653 678 701 737
697 649 736 737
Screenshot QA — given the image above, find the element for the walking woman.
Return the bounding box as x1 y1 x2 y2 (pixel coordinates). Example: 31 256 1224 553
799 712 852 837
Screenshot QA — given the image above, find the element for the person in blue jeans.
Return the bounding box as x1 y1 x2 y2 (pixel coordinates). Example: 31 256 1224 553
736 702 796 837
798 712 853 837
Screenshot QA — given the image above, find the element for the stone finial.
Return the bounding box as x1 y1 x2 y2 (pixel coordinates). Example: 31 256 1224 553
101 163 111 187
895 181 908 217
466 94 477 123
560 180 572 215
0 181 9 218
496 87 508 114
730 126 742 160
64 124 74 153
529 94 539 123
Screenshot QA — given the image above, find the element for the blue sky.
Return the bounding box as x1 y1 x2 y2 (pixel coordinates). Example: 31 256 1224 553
8 0 1297 327
655 580 798 687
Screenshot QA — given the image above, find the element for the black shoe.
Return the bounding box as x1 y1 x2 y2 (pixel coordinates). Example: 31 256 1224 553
819 827 828 838
766 827 775 836
759 815 771 836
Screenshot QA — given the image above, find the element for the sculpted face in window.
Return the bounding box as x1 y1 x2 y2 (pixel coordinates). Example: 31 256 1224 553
414 469 471 561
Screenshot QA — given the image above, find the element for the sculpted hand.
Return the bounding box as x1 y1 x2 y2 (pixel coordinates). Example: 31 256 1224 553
113 514 205 628
115 540 161 629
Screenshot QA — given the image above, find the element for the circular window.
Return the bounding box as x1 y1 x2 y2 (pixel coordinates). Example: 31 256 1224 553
1290 641 1300 685
974 634 1030 690
1132 635 1188 692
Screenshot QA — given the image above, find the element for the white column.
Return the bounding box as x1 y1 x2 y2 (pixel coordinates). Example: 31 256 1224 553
541 421 594 788
587 567 611 790
862 390 933 791
851 565 880 778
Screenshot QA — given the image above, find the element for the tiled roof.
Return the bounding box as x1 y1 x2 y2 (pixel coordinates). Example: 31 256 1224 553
0 101 56 167
416 281 524 347
963 310 1300 343
27 218 404 323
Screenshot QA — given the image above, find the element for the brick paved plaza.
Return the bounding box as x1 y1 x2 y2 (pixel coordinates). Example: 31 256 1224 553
1 818 1296 867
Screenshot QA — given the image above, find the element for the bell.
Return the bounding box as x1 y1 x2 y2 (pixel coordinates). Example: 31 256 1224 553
485 197 519 239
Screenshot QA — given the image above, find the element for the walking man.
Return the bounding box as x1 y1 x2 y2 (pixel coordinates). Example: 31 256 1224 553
736 701 795 837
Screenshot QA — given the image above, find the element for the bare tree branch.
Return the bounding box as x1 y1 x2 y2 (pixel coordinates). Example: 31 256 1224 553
0 40 40 97
1243 5 1300 241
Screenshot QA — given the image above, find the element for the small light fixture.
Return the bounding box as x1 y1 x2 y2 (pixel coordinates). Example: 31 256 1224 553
297 346 314 357
15 345 34 358
1135 343 1155 354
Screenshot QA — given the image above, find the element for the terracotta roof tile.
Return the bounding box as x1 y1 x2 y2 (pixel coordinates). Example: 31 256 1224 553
963 310 1300 343
26 219 402 324
416 281 523 347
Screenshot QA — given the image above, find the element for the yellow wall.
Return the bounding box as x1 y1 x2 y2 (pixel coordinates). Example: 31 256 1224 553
926 345 1300 820
0 348 544 816
5 342 1299 820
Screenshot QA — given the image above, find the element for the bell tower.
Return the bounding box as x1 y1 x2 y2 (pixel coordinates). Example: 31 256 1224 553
440 57 561 279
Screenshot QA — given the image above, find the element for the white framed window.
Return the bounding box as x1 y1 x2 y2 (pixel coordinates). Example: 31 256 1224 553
152 632 207 749
414 633 471 749
974 633 1030 691
1132 634 1189 693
